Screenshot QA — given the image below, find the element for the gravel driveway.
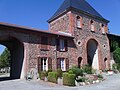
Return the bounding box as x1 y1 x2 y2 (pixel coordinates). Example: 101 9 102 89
0 73 120 90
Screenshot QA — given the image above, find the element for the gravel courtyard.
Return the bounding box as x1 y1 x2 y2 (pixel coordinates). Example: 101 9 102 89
0 73 120 90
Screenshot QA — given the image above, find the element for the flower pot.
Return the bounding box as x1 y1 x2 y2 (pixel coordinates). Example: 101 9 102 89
108 70 113 75
57 77 63 85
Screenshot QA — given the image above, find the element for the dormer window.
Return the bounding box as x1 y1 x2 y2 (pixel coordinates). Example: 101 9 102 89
90 20 95 32
76 16 82 28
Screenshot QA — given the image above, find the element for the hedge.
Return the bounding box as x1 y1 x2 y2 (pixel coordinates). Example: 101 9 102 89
47 72 58 83
70 67 83 76
63 73 75 86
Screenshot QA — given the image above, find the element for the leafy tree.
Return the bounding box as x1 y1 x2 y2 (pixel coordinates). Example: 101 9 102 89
0 48 11 68
111 41 119 52
113 48 120 64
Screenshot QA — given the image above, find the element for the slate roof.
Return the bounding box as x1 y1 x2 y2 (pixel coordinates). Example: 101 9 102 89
48 0 109 23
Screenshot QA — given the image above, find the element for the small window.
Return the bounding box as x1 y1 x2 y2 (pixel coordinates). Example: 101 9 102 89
57 58 66 71
90 20 94 31
56 39 68 51
101 24 105 34
76 16 82 28
60 39 65 51
41 37 48 50
41 58 48 71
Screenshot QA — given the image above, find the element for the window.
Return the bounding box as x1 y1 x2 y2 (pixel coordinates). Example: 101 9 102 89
90 20 95 31
41 37 48 50
38 58 52 72
60 39 65 51
76 16 82 28
41 58 48 71
101 24 105 34
57 58 66 71
56 39 67 51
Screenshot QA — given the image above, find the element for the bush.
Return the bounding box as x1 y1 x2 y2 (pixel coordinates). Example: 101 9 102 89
70 67 83 77
68 70 74 74
57 68 62 78
76 77 86 82
82 65 92 74
63 73 75 86
39 71 46 80
97 74 103 79
113 48 120 64
48 72 58 83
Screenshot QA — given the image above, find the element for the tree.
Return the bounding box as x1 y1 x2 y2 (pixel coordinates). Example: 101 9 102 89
0 48 11 68
113 48 120 64
111 41 119 52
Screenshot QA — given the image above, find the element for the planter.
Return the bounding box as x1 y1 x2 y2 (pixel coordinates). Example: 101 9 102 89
57 77 63 85
44 77 48 82
108 70 113 75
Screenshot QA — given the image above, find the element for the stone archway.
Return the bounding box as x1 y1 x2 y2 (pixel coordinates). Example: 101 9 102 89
0 36 24 80
87 39 99 70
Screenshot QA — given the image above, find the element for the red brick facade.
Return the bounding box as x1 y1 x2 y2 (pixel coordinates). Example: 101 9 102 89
0 1 111 79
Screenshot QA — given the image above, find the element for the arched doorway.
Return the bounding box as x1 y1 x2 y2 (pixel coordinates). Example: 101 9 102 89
0 37 24 81
87 39 99 70
78 57 82 68
104 58 107 69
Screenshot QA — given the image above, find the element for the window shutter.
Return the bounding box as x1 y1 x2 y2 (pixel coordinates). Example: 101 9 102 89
38 58 42 73
65 40 68 51
66 58 69 70
56 39 60 51
48 57 52 70
57 58 61 69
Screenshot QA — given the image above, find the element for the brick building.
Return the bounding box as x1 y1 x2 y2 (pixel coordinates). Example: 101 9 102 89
0 0 111 79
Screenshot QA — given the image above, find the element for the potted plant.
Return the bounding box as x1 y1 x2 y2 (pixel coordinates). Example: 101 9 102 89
107 69 113 75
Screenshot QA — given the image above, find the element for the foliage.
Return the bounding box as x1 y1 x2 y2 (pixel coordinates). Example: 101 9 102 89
70 67 83 77
39 71 46 80
112 63 118 71
57 68 62 78
0 48 11 68
47 72 58 83
97 74 103 79
76 77 86 82
111 41 119 52
113 48 120 64
63 73 75 86
68 70 74 74
82 65 92 74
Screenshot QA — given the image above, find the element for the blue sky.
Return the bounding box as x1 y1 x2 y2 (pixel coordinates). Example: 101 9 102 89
0 0 120 54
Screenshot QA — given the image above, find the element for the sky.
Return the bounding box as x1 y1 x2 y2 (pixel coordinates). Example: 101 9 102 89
0 0 120 54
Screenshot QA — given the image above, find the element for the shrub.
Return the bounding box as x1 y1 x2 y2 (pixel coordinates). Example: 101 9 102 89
82 65 92 74
63 73 75 86
76 77 86 82
97 74 103 79
113 48 120 64
70 67 83 77
68 70 74 74
39 71 46 80
57 68 62 78
48 72 58 83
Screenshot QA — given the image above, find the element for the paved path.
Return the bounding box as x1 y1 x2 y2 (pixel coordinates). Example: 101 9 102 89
0 74 120 90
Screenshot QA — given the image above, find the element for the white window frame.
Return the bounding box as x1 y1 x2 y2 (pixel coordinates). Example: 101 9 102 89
76 16 82 28
41 58 48 71
91 24 94 31
60 39 65 51
101 24 105 34
60 58 66 71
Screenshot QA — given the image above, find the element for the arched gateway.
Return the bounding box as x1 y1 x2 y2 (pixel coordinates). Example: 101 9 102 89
87 39 99 70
